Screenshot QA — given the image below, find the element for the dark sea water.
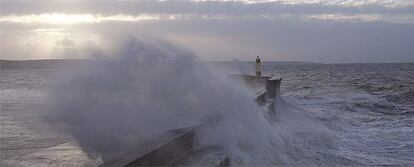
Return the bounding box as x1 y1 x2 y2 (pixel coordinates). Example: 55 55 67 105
1 62 413 166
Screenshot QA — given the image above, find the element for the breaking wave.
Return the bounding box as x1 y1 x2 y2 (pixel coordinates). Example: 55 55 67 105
45 37 336 165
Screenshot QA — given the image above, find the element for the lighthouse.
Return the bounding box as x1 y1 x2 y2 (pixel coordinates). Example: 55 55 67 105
255 56 261 77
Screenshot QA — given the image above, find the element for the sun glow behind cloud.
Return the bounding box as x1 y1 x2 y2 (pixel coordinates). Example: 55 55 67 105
0 14 96 25
0 13 170 25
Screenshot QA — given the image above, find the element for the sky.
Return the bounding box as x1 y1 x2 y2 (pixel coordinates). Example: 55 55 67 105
1 0 414 63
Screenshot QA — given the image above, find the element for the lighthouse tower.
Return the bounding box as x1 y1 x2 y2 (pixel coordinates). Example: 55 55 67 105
255 56 261 77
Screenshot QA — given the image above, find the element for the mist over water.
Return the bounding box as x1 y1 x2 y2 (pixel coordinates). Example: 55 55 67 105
46 38 207 160
43 37 336 165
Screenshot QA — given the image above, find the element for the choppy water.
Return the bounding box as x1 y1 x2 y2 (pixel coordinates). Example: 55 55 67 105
1 62 413 166
267 63 414 166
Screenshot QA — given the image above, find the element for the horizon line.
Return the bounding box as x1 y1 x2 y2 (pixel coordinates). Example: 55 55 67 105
1 59 413 64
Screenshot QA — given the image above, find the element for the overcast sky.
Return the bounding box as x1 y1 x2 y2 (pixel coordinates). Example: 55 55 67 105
1 0 414 63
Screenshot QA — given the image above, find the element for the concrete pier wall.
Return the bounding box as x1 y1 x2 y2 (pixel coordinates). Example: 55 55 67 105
124 129 194 166
102 128 195 167
101 126 230 167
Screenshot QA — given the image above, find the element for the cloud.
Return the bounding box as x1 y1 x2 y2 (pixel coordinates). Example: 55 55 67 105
1 13 413 25
1 0 414 27
1 0 413 15
1 0 414 25
1 0 414 63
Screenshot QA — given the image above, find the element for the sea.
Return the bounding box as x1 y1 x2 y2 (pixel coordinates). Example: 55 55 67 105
1 61 413 166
